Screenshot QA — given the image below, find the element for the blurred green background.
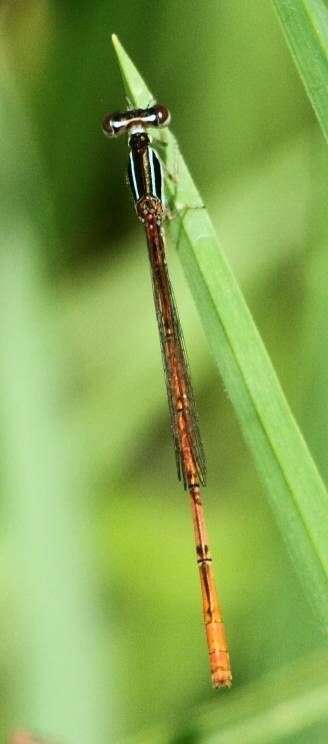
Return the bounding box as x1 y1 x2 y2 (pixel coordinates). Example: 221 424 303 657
1 1 327 742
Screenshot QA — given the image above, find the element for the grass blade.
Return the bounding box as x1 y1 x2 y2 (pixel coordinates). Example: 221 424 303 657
108 35 328 628
273 0 328 145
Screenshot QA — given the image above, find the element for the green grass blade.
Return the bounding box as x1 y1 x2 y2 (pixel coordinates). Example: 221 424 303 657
109 35 328 628
273 0 328 145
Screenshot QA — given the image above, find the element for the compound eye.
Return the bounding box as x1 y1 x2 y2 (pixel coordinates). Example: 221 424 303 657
154 104 171 127
102 112 125 137
102 113 116 137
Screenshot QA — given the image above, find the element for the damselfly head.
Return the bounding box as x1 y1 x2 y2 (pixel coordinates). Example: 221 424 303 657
102 104 171 138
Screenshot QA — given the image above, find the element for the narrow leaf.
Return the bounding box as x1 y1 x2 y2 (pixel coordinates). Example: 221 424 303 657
109 36 328 629
273 0 328 145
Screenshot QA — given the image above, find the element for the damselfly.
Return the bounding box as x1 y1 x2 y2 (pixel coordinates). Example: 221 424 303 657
103 104 232 688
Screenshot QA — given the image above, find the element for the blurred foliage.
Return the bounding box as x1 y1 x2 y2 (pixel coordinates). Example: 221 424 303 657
274 0 328 146
0 1 327 743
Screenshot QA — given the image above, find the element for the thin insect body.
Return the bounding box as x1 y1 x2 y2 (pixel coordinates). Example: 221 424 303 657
103 104 232 688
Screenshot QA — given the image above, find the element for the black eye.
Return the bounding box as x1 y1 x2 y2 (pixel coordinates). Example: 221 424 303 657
102 113 115 137
154 105 171 127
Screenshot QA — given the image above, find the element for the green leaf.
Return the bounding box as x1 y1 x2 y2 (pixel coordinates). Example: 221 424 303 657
109 35 328 628
273 0 328 145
